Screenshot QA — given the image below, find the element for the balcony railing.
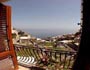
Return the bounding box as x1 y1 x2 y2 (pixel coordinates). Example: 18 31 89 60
14 44 77 70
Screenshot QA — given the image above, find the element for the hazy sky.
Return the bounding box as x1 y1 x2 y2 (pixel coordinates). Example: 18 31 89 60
6 0 81 31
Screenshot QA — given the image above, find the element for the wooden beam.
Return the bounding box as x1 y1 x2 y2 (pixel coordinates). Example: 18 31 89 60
0 51 12 59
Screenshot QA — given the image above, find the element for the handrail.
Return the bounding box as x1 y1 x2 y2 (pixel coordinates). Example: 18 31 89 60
14 44 77 69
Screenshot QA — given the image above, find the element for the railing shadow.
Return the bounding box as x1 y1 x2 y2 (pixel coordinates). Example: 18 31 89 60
30 67 45 70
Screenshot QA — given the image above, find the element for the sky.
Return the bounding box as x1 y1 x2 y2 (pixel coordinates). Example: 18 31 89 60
5 0 81 32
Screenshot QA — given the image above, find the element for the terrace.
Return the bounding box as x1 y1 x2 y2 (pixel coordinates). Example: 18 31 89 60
0 44 77 70
1 0 90 70
16 44 77 69
0 1 79 70
0 2 77 70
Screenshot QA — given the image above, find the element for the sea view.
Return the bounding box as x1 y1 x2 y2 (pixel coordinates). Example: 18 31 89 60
22 29 78 38
0 0 82 70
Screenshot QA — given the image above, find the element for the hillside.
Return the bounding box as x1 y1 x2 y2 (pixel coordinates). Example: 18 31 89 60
12 28 81 51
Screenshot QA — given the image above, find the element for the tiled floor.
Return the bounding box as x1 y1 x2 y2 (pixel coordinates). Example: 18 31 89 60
0 58 30 70
0 58 46 70
0 58 14 70
18 66 30 70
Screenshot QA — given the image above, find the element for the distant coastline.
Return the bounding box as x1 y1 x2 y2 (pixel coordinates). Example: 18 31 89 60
22 29 78 38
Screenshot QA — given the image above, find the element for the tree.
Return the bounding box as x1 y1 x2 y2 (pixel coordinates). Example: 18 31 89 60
18 31 25 36
12 33 17 39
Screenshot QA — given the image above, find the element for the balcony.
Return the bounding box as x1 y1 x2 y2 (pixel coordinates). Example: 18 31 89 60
0 43 77 70
14 44 76 70
0 4 77 70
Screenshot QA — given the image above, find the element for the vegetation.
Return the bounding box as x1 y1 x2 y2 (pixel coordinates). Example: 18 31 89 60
44 42 53 46
18 30 25 36
12 33 17 39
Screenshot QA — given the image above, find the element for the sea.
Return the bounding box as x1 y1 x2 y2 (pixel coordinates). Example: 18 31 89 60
22 29 78 38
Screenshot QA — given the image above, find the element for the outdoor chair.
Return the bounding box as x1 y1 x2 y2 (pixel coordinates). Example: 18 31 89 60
14 44 37 67
17 56 37 67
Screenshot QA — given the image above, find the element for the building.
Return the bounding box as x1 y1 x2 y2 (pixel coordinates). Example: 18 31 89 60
19 35 31 45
